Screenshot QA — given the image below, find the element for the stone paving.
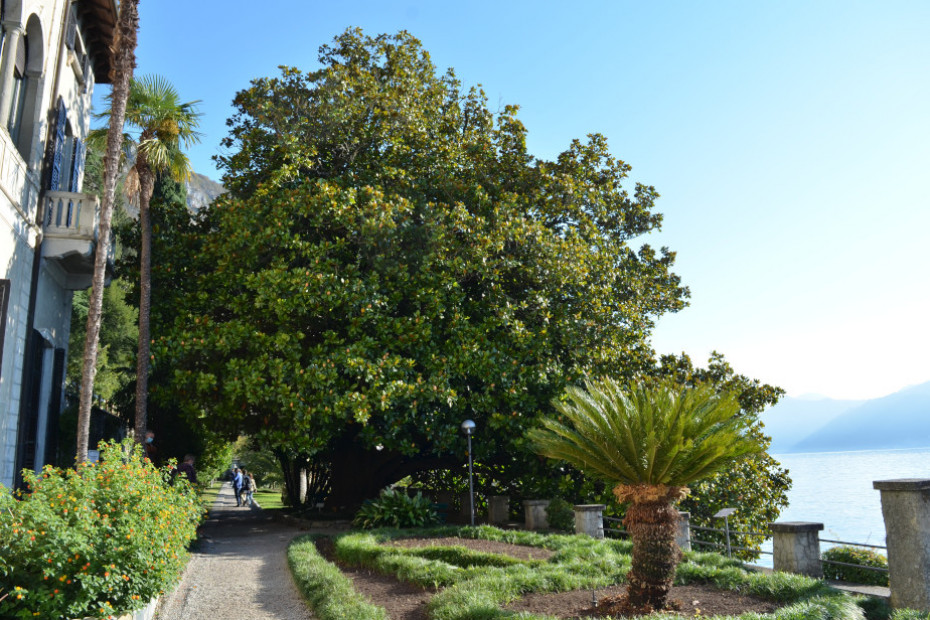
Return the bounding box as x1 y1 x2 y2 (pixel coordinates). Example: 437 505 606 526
155 483 320 620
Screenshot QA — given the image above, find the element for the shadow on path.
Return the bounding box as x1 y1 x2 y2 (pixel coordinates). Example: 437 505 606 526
155 483 314 620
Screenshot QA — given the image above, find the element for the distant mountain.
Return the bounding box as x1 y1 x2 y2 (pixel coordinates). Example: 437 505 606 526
186 172 225 213
790 381 930 453
761 396 864 453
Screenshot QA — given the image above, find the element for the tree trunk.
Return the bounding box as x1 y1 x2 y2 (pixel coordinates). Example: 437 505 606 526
623 499 682 611
76 0 139 463
134 161 154 442
323 434 458 511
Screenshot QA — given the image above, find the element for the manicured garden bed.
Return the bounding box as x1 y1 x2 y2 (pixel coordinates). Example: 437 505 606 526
288 525 902 620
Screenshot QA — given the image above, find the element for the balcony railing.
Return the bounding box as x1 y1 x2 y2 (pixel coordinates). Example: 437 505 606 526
42 190 109 290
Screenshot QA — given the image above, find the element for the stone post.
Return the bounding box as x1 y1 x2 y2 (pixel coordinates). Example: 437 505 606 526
488 495 509 525
770 522 823 577
873 479 930 611
676 511 692 551
523 499 550 530
573 504 605 538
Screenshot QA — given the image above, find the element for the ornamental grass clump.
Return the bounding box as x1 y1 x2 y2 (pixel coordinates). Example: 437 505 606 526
0 440 204 619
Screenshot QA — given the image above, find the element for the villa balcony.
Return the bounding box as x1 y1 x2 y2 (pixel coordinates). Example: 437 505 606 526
41 190 113 290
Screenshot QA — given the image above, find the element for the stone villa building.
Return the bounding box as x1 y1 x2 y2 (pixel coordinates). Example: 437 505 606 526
0 0 116 487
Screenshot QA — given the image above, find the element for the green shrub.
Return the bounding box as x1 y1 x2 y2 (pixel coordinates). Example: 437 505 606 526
0 440 203 619
288 535 388 619
352 488 439 529
822 545 889 586
545 498 575 532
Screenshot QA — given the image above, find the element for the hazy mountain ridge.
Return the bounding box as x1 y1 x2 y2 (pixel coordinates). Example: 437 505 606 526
186 172 225 213
763 381 930 453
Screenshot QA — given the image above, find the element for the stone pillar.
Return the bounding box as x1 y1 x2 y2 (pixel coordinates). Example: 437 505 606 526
573 504 605 538
0 23 23 126
523 500 550 530
676 511 692 551
488 495 509 525
873 479 930 611
770 522 823 577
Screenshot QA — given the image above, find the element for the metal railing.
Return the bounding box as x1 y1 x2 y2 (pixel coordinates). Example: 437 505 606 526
602 517 887 580
603 515 628 538
819 538 889 574
690 524 773 557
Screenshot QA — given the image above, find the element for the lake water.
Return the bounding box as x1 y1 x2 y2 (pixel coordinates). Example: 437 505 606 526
750 447 930 567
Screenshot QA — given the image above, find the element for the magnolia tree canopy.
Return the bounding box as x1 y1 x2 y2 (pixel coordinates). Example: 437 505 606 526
157 29 695 507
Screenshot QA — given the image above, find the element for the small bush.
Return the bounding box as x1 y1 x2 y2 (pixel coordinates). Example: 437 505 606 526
545 498 575 532
353 488 439 529
822 545 889 586
0 440 203 619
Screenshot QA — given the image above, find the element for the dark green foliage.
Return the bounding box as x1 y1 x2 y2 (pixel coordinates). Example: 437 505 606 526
159 28 688 508
662 353 791 560
545 498 575 532
352 488 440 529
67 281 138 401
822 546 889 586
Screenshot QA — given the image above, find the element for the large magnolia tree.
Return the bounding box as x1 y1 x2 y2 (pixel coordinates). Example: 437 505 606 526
156 29 689 508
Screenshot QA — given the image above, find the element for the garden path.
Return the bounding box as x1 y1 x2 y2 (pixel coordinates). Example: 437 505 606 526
154 482 327 620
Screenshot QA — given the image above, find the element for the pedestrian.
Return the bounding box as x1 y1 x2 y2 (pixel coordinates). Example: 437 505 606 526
143 430 157 464
176 454 198 485
241 469 253 507
232 468 244 506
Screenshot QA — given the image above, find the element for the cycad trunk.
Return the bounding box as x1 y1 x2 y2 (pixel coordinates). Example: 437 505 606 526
624 500 682 610
76 0 139 463
615 483 688 612
134 161 154 441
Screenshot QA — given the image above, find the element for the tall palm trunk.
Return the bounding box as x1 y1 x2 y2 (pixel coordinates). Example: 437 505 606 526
134 159 154 441
76 0 139 463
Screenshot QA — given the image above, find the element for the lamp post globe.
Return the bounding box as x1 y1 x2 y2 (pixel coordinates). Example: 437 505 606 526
461 419 477 525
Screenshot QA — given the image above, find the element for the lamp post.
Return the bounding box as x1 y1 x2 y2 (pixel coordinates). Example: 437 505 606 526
461 419 476 526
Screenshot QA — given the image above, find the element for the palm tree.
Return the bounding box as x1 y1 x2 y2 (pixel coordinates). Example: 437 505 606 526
90 75 201 443
76 0 139 463
527 378 763 612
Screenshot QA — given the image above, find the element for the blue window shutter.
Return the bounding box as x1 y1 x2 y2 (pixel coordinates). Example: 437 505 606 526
65 5 77 51
49 99 66 190
69 138 84 192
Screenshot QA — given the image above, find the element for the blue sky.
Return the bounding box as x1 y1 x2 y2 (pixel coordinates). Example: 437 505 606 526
116 1 930 400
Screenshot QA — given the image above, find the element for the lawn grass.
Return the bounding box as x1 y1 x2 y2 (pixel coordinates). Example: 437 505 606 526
251 488 286 511
198 480 222 511
287 525 895 620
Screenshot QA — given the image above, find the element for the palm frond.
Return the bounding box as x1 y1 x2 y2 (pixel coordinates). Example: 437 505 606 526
527 378 763 489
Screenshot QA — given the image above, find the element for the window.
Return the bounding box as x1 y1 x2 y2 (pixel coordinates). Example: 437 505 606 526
7 31 27 146
0 279 10 379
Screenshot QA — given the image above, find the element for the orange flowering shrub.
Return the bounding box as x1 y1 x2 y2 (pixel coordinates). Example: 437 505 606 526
0 440 203 619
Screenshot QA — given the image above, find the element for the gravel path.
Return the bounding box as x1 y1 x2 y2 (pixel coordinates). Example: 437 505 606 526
155 483 318 620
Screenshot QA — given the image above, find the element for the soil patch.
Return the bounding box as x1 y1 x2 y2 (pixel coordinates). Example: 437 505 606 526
316 537 432 620
506 583 779 618
385 536 555 561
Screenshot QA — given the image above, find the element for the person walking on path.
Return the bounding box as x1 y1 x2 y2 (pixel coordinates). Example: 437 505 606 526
155 481 318 619
241 469 253 507
232 467 243 506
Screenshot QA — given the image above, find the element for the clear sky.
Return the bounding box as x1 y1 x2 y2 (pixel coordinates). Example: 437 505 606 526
117 0 930 401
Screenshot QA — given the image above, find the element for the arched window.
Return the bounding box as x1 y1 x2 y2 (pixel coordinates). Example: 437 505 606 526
7 30 27 146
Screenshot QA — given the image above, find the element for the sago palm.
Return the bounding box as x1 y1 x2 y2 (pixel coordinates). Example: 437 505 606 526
527 377 763 611
89 75 201 442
